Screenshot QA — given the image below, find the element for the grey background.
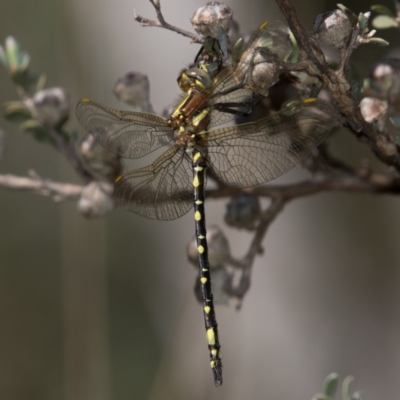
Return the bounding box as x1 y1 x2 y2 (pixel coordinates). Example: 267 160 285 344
1 0 400 399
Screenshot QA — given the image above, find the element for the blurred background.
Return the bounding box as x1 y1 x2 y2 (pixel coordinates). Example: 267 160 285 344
1 0 400 399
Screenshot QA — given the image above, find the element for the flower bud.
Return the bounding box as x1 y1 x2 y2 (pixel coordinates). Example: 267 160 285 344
80 135 122 182
244 48 281 97
359 96 388 131
193 266 232 305
191 2 233 38
113 72 154 112
225 193 260 230
313 10 352 49
0 36 30 73
370 59 400 97
77 182 114 218
187 225 230 268
33 87 70 128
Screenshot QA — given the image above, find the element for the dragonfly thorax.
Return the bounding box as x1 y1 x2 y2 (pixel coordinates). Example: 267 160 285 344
168 85 209 130
175 124 208 151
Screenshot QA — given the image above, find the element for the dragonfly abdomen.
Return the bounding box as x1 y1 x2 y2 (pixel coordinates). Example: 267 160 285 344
192 149 223 386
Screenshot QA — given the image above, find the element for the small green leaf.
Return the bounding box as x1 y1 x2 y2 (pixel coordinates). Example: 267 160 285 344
372 15 398 28
0 45 7 68
371 4 395 17
342 376 354 400
5 36 19 70
311 393 331 400
323 373 339 397
287 43 299 63
20 119 52 143
367 37 389 46
232 38 243 61
358 12 369 33
389 116 400 129
217 26 228 58
2 101 31 121
18 51 30 71
36 74 47 92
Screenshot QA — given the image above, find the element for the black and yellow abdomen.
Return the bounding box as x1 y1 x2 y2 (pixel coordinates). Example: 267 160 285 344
191 149 223 386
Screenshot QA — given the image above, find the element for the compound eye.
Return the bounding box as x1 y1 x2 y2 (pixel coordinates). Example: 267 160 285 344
185 67 212 89
177 71 191 92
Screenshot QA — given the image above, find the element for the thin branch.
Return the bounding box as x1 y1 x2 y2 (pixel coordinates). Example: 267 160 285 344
275 0 400 172
14 83 95 182
210 168 400 305
134 1 203 43
47 126 94 182
0 172 83 201
227 196 285 307
275 0 328 74
338 28 359 75
207 171 400 201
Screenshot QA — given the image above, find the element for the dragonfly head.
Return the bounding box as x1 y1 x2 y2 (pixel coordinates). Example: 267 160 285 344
177 67 212 92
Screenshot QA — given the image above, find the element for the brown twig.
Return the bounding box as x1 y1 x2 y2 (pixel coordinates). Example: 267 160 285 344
134 0 203 43
228 196 285 308
47 127 94 182
14 83 94 182
276 0 400 172
209 166 400 304
207 171 400 201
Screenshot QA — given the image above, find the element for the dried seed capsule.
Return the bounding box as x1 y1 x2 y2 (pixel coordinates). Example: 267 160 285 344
113 72 153 113
187 225 231 268
225 193 260 230
77 181 114 218
33 87 70 128
313 9 352 49
191 2 233 38
244 48 281 97
80 135 122 182
193 266 232 305
359 96 388 131
370 59 400 95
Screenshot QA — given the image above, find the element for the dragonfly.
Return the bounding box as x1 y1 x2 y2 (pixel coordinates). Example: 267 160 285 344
76 21 339 386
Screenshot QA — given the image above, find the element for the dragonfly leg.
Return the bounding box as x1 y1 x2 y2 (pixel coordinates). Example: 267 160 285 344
212 101 254 116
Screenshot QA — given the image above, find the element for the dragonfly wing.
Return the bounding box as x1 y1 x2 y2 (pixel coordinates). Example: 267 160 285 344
207 68 263 128
76 99 174 159
115 145 193 220
206 100 340 188
207 22 291 128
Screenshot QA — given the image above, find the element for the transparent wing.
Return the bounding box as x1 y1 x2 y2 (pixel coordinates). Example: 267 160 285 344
206 100 340 188
234 20 293 68
207 21 292 128
207 67 262 128
115 145 193 220
76 99 174 159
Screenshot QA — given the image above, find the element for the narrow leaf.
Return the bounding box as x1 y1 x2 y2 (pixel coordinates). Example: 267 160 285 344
342 376 354 400
323 373 339 396
389 116 400 129
372 15 398 28
367 37 389 46
371 5 395 17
